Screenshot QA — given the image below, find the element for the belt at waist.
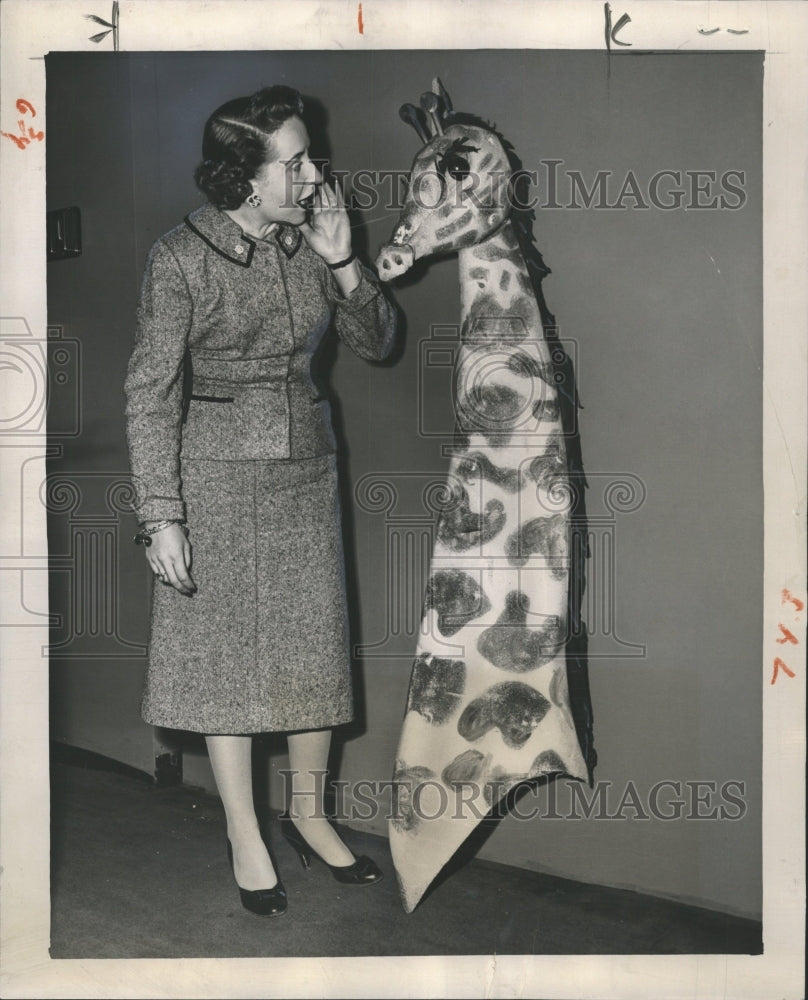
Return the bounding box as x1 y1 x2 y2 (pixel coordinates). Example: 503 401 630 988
190 355 289 385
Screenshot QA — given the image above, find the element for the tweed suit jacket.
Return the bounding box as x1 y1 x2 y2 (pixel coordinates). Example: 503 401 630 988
125 203 396 524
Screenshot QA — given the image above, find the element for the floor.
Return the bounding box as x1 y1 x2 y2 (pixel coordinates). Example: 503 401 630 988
49 749 763 959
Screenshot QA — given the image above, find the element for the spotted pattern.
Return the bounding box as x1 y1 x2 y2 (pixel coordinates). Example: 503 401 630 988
532 396 560 422
391 761 438 833
476 591 564 672
455 451 524 493
387 116 591 913
527 433 566 489
425 570 491 637
406 653 467 724
505 512 568 577
436 487 506 552
441 749 491 788
531 750 568 776
457 681 551 748
504 351 554 384
458 383 528 443
436 209 474 240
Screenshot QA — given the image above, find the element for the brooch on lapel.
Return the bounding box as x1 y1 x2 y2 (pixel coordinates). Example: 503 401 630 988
274 225 302 259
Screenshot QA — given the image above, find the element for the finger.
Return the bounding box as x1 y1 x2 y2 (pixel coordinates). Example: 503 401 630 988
320 181 336 209
167 552 196 594
163 558 192 595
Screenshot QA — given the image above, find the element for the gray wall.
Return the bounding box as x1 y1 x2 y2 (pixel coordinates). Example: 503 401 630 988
46 50 762 919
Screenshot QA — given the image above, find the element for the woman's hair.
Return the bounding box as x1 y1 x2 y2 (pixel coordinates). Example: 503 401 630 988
194 86 304 209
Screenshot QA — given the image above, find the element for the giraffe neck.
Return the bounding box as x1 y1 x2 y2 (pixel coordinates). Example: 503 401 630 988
457 219 542 336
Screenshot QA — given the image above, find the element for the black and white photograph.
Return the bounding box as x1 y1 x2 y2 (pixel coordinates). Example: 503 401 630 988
0 2 805 998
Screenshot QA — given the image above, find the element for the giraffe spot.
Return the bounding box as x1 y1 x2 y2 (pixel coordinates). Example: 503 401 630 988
505 513 568 577
459 382 528 436
406 652 467 724
457 681 551 749
499 270 512 292
441 749 491 788
473 242 522 265
531 750 568 776
455 229 480 248
532 396 560 422
476 591 565 672
432 241 455 256
505 351 552 382
436 486 506 552
462 294 529 344
435 209 474 241
515 270 534 294
469 266 489 281
391 761 438 833
425 570 491 637
455 451 524 493
500 226 520 249
527 433 566 489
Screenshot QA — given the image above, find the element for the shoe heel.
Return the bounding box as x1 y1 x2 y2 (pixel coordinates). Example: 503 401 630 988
279 812 313 870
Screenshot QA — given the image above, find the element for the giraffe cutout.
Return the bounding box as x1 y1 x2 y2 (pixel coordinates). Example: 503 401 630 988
376 80 594 912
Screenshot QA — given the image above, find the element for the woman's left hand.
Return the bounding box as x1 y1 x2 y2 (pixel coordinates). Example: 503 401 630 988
299 181 352 265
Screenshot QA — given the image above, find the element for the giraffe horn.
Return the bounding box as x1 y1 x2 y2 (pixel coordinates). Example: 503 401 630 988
399 103 430 143
420 91 444 136
432 76 454 118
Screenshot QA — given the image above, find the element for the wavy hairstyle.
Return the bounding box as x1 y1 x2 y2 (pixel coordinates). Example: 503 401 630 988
193 86 304 209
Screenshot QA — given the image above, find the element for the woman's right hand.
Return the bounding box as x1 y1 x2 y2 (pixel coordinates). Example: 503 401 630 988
143 522 196 596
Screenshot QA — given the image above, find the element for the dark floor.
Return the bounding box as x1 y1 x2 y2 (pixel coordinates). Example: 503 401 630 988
49 750 763 958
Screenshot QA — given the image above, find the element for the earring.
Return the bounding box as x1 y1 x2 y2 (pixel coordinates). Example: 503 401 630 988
246 192 262 208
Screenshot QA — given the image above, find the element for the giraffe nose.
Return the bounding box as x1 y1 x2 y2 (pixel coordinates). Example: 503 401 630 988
375 243 415 280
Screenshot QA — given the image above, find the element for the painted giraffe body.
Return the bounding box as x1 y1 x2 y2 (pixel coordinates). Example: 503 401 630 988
376 85 590 912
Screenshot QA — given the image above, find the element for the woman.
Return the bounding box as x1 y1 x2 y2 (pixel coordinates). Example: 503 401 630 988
124 86 396 916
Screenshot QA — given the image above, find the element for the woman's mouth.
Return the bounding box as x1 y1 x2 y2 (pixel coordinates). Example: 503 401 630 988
297 191 316 213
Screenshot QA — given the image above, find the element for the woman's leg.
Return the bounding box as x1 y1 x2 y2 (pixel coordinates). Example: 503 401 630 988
206 734 278 889
286 728 355 867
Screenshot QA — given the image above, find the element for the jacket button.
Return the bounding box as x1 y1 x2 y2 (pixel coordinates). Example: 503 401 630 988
234 244 244 254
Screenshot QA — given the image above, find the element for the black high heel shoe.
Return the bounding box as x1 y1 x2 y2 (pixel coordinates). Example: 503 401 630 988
279 812 383 886
226 840 288 916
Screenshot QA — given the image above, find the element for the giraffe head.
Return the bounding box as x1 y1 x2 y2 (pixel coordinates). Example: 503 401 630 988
376 81 513 280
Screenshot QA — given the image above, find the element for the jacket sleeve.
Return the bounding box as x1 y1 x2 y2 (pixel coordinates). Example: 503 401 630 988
328 262 397 361
124 239 192 524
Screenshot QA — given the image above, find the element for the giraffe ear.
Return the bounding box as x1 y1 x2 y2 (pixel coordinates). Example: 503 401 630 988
432 77 454 119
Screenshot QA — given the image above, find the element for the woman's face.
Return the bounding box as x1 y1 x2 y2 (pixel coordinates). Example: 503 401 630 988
249 115 321 226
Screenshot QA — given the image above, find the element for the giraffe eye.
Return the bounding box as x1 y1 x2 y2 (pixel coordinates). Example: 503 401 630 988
436 138 478 183
447 155 471 181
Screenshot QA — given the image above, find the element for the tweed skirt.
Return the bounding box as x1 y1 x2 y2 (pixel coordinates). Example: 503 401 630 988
141 453 353 734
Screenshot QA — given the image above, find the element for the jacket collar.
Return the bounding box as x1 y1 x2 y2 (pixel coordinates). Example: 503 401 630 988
184 203 302 267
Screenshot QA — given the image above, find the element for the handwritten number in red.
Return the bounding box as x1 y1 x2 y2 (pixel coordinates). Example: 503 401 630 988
2 98 44 149
771 657 796 685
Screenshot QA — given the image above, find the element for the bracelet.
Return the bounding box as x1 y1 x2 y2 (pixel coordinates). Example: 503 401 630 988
327 252 356 270
134 519 183 547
